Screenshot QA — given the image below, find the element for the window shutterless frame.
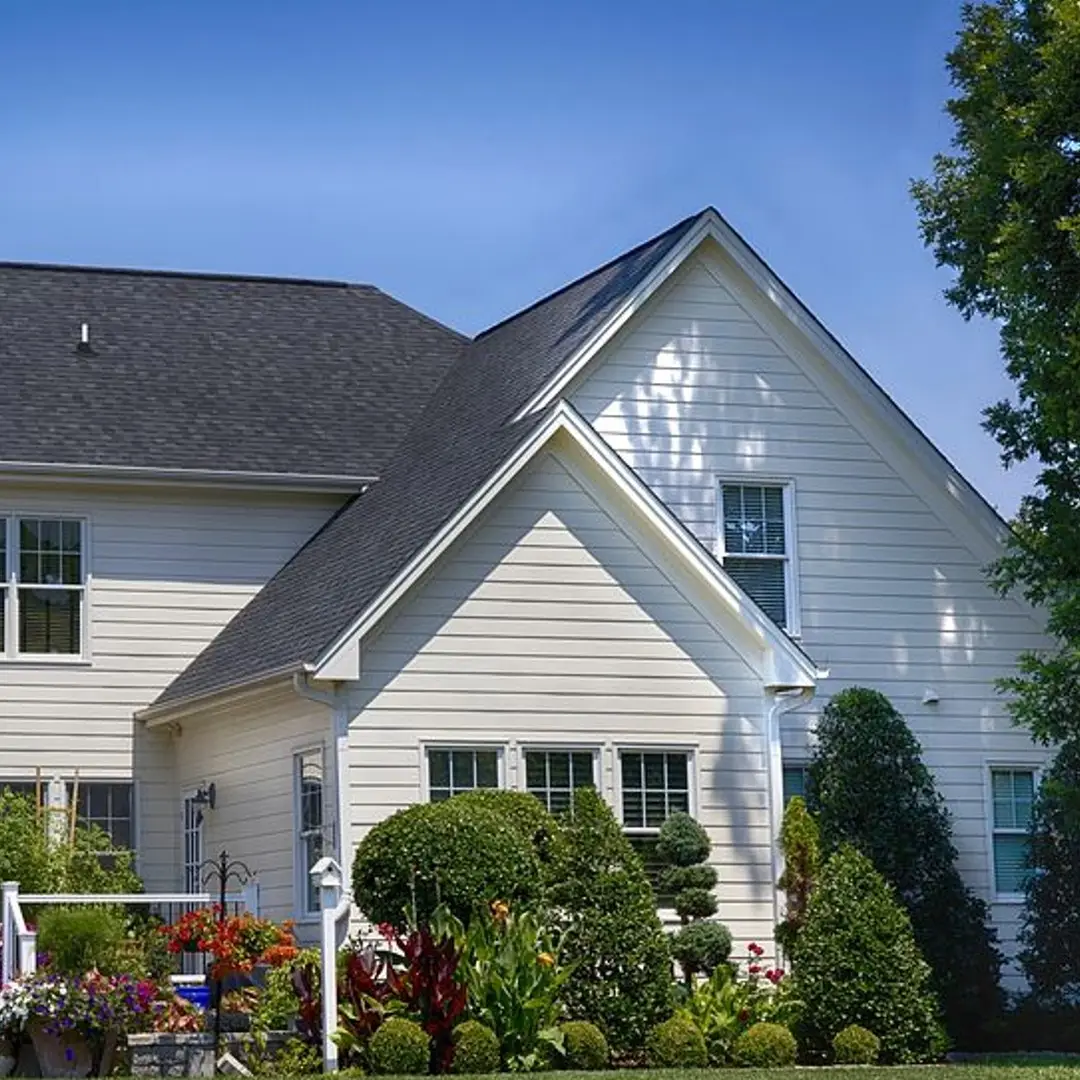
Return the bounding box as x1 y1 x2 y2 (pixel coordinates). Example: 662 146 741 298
984 762 1041 903
520 746 600 814
420 743 505 803
294 746 326 920
0 514 90 661
714 479 800 637
615 746 697 833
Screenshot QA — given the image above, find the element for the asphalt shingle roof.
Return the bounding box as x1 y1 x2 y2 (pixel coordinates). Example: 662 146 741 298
155 211 703 707
0 264 466 479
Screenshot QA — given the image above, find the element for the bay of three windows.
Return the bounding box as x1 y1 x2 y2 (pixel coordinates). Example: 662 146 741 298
0 517 85 656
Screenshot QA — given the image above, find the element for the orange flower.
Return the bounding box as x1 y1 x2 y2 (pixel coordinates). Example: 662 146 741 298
537 952 555 968
490 900 510 923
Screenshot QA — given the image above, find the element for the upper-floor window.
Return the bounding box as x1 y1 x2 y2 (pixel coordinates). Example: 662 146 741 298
428 748 500 802
0 517 86 657
990 767 1035 899
620 750 691 831
524 749 595 814
782 763 810 805
718 483 797 632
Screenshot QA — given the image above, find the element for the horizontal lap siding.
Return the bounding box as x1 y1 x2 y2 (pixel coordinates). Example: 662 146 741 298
347 452 775 948
173 689 331 932
572 253 1052 976
0 485 340 780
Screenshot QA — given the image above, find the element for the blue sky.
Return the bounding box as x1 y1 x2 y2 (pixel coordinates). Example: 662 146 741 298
1 1 1031 513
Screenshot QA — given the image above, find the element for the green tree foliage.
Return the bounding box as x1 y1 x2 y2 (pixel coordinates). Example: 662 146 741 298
35 906 129 976
775 796 820 955
547 787 673 1051
351 793 553 927
912 1 1080 746
794 846 944 1064
807 687 1003 1046
0 789 141 894
1020 740 1080 999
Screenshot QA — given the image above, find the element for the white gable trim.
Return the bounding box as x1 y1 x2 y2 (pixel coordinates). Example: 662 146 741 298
515 208 1012 570
315 402 820 691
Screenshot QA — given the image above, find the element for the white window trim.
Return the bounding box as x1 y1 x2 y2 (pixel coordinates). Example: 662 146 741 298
518 745 601 811
294 745 327 922
0 513 92 663
419 742 506 803
983 760 1043 904
714 478 801 638
181 788 206 895
615 745 699 835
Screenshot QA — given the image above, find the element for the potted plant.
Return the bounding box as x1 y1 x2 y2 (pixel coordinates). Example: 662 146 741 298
0 979 31 1077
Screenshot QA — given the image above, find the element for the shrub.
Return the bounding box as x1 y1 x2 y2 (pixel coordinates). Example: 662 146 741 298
657 811 711 866
452 790 565 866
558 1021 609 1070
733 1022 797 1067
546 787 673 1051
265 1037 322 1076
36 906 128 975
670 922 732 980
646 1015 708 1068
1021 740 1080 1001
451 1020 500 1075
369 1017 431 1075
833 1024 881 1065
352 794 550 927
775 796 820 954
794 845 944 1063
807 687 1003 1047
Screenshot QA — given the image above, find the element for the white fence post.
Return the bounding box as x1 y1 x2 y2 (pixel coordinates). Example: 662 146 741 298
310 856 350 1074
1 881 16 985
2 881 37 983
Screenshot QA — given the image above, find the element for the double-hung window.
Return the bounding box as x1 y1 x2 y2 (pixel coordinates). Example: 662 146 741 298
427 748 499 802
719 483 796 632
295 749 325 917
74 781 134 850
620 750 691 831
782 763 809 805
990 767 1035 899
0 517 86 657
524 750 595 814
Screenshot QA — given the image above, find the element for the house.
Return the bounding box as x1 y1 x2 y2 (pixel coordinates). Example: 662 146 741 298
0 208 1050 980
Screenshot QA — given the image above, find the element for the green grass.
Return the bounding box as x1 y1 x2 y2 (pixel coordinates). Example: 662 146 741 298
276 1067 1080 1080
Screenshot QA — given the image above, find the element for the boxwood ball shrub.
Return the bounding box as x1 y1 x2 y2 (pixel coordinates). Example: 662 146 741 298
558 1021 609 1070
370 1017 432 1075
352 793 552 926
733 1022 797 1068
670 921 732 980
794 845 944 1063
451 1020 500 1075
547 787 673 1051
646 1015 708 1068
833 1024 881 1065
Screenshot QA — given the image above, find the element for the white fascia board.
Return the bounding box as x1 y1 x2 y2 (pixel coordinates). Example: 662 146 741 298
315 401 819 691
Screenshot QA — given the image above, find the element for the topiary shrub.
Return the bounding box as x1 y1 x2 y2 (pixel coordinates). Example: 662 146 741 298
451 1020 500 1075
657 812 711 866
646 1015 708 1068
36 905 129 975
794 845 944 1063
775 796 820 954
733 1022 797 1067
369 1017 431 1075
808 687 1003 1047
353 794 552 927
1021 740 1080 1001
558 1021 609 1070
546 787 673 1051
833 1024 881 1065
670 921 732 981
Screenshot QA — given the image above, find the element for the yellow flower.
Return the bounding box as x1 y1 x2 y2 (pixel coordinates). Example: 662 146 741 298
537 952 555 968
490 900 510 923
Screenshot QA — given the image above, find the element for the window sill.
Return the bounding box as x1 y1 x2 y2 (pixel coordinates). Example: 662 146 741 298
992 894 1026 906
0 655 91 667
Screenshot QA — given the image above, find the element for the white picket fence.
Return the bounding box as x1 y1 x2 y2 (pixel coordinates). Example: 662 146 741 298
0 880 260 986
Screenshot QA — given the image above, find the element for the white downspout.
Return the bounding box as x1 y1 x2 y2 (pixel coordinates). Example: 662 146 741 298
766 686 814 939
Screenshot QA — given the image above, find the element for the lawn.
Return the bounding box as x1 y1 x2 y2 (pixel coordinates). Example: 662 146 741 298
298 1067 1080 1080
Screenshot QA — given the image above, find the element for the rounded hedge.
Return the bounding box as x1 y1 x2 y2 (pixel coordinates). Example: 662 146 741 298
559 1021 609 1070
370 1018 431 1075
670 920 732 978
659 864 718 895
833 1024 881 1065
733 1022 797 1068
657 812 711 867
646 1016 707 1068
673 886 718 921
451 1020 500 1074
352 793 552 926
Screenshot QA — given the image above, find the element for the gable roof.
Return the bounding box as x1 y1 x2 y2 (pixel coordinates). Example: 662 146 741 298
0 263 466 482
147 212 704 711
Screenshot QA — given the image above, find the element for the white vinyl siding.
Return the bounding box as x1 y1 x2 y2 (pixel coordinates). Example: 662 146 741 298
427 748 500 801
990 767 1035 900
346 450 773 947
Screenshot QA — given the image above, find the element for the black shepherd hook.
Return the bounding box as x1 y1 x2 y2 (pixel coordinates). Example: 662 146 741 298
197 850 256 1065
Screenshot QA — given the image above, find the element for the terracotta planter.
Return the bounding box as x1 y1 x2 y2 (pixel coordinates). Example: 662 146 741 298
27 1020 93 1078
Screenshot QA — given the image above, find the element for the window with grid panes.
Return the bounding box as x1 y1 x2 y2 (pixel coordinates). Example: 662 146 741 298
428 749 499 802
782 764 809 805
620 751 690 830
719 484 790 629
295 749 324 915
991 768 1035 897
524 750 595 814
72 782 134 850
10 518 85 655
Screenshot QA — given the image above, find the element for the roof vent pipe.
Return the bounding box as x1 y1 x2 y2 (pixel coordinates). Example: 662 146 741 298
75 322 94 357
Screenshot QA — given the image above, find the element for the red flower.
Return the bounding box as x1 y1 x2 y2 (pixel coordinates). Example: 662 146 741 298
748 942 764 957
748 964 761 975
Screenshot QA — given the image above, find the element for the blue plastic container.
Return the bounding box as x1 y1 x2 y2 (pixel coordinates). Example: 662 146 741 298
175 983 211 1010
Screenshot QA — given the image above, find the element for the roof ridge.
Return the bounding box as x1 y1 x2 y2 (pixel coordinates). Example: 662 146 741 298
367 286 472 344
473 209 706 341
0 260 376 290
